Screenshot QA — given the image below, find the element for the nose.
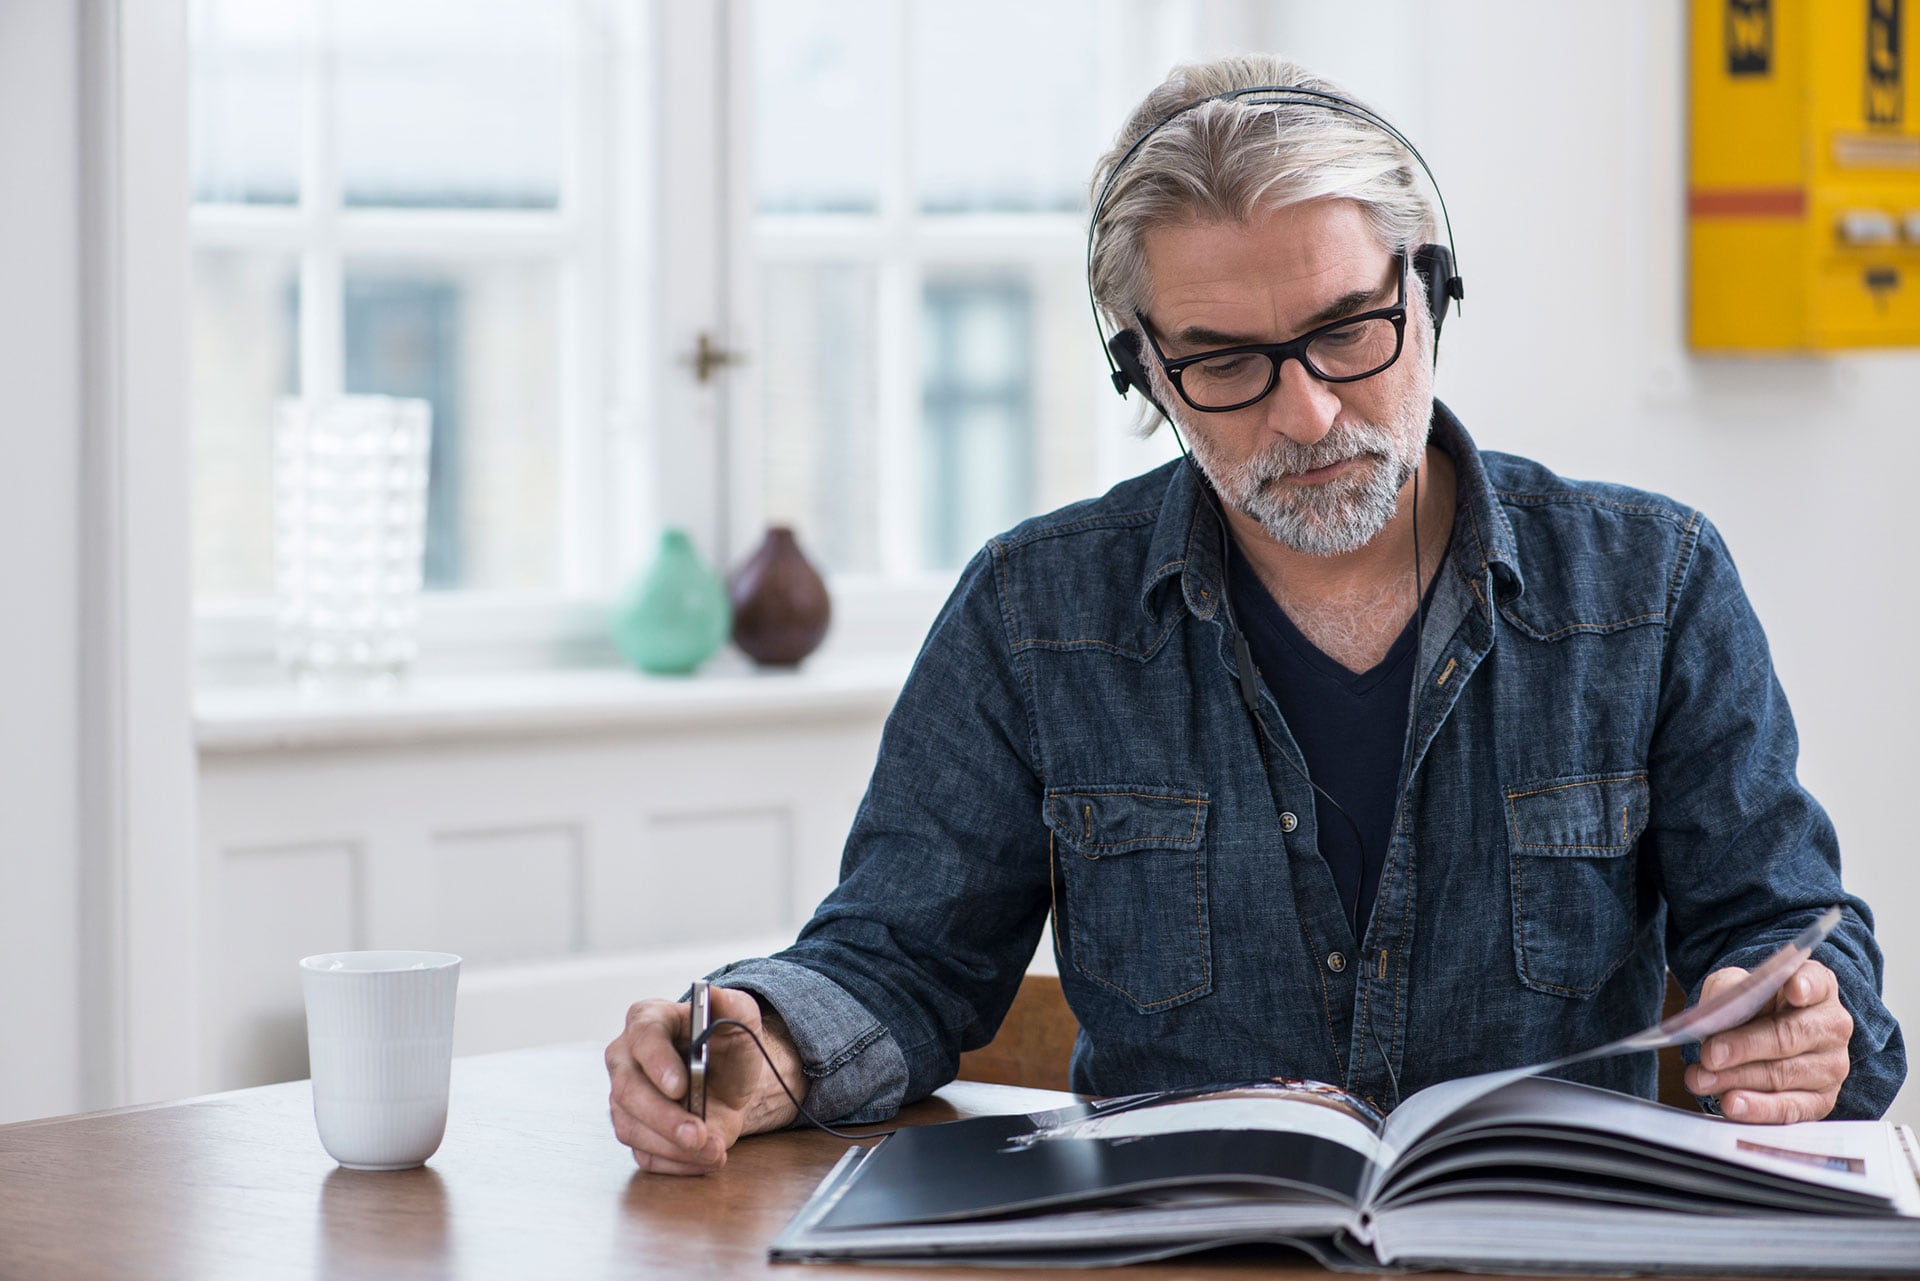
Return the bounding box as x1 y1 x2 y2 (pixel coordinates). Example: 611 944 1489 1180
1261 355 1341 446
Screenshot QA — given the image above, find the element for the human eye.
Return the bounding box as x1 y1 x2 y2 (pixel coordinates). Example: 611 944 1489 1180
1193 353 1255 376
1315 322 1367 348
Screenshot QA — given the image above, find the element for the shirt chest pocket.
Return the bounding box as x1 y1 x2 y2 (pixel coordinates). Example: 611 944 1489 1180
1046 784 1213 1013
1505 772 1648 998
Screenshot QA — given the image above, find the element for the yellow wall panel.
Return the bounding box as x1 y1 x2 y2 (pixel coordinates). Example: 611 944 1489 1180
1690 0 1920 351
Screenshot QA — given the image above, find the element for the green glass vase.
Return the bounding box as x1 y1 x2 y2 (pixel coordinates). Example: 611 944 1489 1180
612 529 732 675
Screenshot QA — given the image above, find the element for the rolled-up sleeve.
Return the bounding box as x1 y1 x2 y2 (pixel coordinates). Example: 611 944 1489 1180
704 957 908 1125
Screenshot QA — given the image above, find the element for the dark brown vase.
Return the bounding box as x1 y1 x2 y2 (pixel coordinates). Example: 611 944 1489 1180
727 527 831 666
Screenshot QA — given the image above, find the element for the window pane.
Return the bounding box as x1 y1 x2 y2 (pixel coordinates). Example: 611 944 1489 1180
333 0 566 209
193 251 301 599
189 0 304 205
921 279 1033 569
752 0 889 214
343 261 560 590
759 264 881 574
911 0 1102 214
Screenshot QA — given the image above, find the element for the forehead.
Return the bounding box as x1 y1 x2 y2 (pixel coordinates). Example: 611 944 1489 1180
1139 199 1391 339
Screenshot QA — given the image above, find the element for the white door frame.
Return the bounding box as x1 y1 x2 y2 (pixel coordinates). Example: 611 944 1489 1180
78 0 199 1108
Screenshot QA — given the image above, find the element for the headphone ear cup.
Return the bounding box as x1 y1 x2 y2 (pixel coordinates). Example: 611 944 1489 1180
1411 243 1458 342
1108 329 1152 398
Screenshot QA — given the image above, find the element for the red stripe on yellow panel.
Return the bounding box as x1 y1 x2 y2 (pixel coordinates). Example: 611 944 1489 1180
1687 187 1808 217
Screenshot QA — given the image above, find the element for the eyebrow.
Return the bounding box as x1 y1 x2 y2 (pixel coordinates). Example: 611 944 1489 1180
1170 282 1389 349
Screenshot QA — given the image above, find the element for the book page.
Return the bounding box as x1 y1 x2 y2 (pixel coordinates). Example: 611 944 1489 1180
1401 1074 1904 1204
805 1090 1381 1233
1598 905 1845 1054
1371 907 1841 1189
1019 1081 1390 1167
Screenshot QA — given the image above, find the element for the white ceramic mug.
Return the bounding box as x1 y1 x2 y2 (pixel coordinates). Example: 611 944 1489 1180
300 950 461 1170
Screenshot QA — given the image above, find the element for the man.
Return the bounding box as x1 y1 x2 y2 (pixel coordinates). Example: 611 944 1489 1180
606 56 1905 1176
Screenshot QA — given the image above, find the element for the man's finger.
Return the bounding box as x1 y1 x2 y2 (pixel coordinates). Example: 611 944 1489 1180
615 1003 692 1098
1691 966 1747 1069
1782 959 1839 1008
611 1099 723 1167
1705 995 1852 1071
610 1057 711 1149
1717 1087 1835 1124
630 1146 726 1177
1687 1047 1849 1097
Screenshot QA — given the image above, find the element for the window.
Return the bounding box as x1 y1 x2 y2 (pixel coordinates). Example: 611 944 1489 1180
188 0 1187 674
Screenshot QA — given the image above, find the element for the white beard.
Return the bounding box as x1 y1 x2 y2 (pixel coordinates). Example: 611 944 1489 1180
1185 361 1433 557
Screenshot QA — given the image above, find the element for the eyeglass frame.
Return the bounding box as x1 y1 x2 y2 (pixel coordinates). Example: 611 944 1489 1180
1136 251 1411 414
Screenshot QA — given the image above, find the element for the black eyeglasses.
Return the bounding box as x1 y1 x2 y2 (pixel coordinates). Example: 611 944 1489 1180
1138 253 1410 413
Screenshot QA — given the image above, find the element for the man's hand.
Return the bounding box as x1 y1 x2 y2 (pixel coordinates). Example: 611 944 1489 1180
1685 959 1852 1123
605 985 808 1174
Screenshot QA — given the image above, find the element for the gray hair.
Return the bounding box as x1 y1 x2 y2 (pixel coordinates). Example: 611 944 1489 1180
1089 55 1438 341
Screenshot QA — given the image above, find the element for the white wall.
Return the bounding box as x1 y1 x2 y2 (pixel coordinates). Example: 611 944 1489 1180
0 0 86 1122
1271 2 1918 1119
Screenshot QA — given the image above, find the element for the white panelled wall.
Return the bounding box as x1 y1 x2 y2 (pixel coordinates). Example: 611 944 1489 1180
196 676 896 1091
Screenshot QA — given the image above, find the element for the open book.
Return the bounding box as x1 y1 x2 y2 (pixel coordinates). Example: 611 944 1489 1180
773 909 1920 1274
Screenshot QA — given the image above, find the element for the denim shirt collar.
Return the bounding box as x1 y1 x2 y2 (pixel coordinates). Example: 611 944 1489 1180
1138 398 1524 626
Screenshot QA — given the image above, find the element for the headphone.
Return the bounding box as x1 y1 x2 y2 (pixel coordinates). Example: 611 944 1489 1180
1086 84 1465 414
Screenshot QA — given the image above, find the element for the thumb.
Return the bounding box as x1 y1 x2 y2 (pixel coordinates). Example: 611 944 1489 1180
1698 965 1749 1003
707 984 766 1032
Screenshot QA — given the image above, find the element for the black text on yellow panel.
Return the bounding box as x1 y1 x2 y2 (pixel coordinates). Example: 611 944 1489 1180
1690 0 1920 350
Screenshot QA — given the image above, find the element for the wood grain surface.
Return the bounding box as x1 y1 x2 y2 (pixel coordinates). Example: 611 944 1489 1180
0 1044 1317 1281
0 1042 1652 1281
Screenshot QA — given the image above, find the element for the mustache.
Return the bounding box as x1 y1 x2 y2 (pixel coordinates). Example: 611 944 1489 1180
1239 421 1403 483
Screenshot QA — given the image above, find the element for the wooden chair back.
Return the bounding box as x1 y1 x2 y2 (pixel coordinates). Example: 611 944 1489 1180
957 973 1077 1092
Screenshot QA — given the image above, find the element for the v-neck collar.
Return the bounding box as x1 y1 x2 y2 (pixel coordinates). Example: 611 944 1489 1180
1228 531 1453 695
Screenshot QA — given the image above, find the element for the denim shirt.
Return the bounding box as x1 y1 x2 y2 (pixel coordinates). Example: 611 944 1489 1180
712 403 1905 1122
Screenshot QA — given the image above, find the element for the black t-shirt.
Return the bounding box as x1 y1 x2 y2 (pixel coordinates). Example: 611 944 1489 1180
1226 538 1446 941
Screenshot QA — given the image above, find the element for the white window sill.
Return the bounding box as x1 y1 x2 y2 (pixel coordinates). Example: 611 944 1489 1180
195 652 912 755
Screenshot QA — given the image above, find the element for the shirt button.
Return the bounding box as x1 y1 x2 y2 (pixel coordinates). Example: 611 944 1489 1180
1280 812 1298 832
1327 952 1348 974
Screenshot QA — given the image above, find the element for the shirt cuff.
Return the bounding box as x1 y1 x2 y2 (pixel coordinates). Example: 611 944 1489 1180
705 956 909 1127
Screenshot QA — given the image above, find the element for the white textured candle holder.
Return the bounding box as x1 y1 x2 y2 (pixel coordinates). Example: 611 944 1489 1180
300 950 461 1170
274 395 433 689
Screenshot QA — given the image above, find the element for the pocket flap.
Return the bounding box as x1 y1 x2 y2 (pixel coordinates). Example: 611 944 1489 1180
1506 772 1648 856
1045 785 1209 858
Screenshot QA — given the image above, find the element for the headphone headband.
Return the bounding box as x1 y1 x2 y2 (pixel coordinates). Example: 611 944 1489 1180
1087 83 1465 385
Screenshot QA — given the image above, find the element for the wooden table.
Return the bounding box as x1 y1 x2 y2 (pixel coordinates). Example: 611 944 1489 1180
2 1042 1395 1281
